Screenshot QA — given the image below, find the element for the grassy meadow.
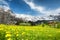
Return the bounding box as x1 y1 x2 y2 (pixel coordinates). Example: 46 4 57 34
0 24 60 40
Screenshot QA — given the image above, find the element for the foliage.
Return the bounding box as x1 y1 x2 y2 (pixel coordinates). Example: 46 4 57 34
19 23 31 26
0 24 60 40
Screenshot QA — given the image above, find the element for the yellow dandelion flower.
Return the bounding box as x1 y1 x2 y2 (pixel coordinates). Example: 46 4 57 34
16 34 19 36
48 34 52 37
0 28 3 30
57 31 60 32
5 33 11 37
7 38 12 40
6 31 11 34
22 32 25 35
15 31 19 34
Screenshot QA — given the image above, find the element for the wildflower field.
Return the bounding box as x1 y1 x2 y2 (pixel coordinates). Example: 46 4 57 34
0 24 60 40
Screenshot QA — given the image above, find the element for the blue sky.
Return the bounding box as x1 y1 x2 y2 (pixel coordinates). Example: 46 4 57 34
1 0 60 16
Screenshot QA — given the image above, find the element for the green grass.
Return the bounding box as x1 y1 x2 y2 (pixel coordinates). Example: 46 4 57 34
0 24 60 40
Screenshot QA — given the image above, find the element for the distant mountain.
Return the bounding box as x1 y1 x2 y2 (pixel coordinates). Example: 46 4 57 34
0 5 53 22
15 14 53 22
0 0 53 22
0 3 15 24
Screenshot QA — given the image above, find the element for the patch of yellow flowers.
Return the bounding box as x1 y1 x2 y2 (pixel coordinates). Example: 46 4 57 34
5 33 11 37
0 24 60 40
7 38 12 40
22 32 26 35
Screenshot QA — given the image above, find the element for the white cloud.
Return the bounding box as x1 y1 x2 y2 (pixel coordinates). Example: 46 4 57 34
24 0 44 12
15 13 53 21
24 0 60 16
0 0 10 11
15 13 36 21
